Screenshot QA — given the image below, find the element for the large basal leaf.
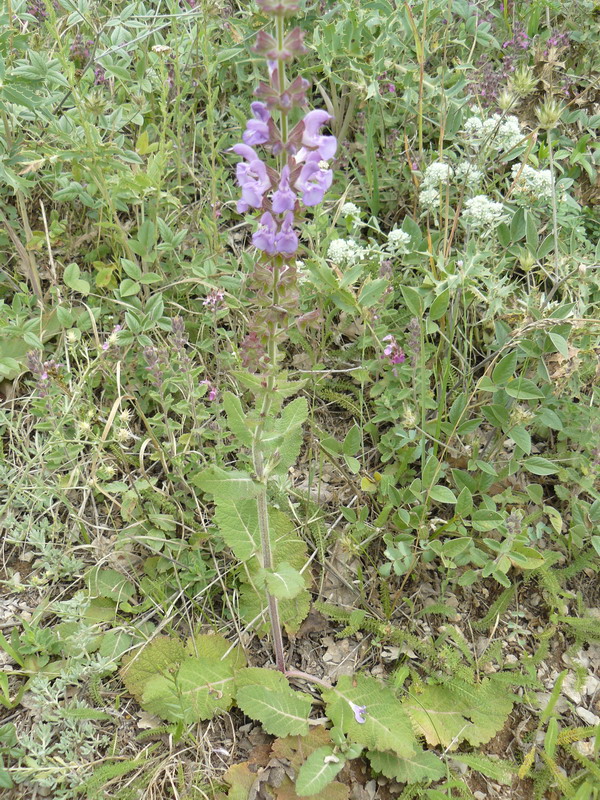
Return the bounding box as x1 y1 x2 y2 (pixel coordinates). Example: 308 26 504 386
120 636 185 702
265 562 305 600
261 397 308 472
295 746 346 797
235 669 312 737
186 633 246 669
367 748 445 784
177 656 237 720
215 499 260 562
141 674 186 722
322 675 416 759
192 466 258 501
403 678 515 749
238 580 311 635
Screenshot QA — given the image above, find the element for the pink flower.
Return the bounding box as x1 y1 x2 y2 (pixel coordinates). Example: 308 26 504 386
252 211 278 253
231 144 271 212
275 212 298 254
348 701 367 724
383 335 406 365
242 102 271 146
301 110 337 159
295 153 333 207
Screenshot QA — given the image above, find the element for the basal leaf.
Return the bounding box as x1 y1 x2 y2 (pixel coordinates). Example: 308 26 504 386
295 746 346 797
236 684 312 737
367 747 445 783
322 675 416 759
177 656 237 720
403 678 515 749
120 636 185 702
141 674 186 722
265 562 305 600
192 466 258 501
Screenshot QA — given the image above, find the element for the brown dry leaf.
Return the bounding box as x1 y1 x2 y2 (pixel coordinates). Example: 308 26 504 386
136 711 163 730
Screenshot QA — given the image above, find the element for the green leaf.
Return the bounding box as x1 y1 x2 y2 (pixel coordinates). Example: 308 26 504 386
322 675 416 759
450 753 513 785
176 656 237 720
223 392 253 446
508 425 531 455
358 278 388 308
523 456 559 476
214 499 259 562
368 747 445 783
492 351 517 385
120 637 185 702
63 262 90 295
264 563 305 600
422 453 440 487
548 332 569 358
536 408 563 430
508 543 545 570
456 486 473 517
429 485 457 504
342 424 361 457
429 288 450 321
470 510 504 532
262 397 308 472
86 567 135 602
236 683 312 737
404 678 515 749
505 378 545 400
400 285 422 316
296 746 346 797
119 278 140 297
191 466 258 501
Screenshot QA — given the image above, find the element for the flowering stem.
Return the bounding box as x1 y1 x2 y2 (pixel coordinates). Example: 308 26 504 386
547 130 560 285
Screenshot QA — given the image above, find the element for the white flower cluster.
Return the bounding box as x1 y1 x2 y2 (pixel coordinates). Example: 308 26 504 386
462 194 507 232
510 164 553 200
423 161 454 185
327 238 367 266
418 160 454 210
386 228 411 253
454 160 484 189
461 113 523 155
340 202 361 218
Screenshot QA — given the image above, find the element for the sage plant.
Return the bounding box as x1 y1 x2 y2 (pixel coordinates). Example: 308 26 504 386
229 0 336 672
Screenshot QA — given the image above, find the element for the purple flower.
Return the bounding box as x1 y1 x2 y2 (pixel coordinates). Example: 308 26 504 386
295 153 333 207
200 379 218 401
272 165 296 213
301 110 337 159
275 212 298 254
253 212 278 253
348 701 367 724
243 102 271 146
383 335 405 365
231 144 271 212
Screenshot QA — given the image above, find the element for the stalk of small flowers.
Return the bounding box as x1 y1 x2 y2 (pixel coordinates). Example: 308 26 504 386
69 34 94 69
26 351 62 397
230 0 337 672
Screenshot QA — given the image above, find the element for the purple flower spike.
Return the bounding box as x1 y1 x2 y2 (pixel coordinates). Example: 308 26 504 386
243 102 271 146
275 212 298 254
301 110 337 159
349 701 367 724
295 153 333 207
272 165 296 213
253 212 278 254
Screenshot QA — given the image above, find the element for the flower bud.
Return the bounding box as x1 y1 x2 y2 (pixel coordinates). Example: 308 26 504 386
510 65 537 97
536 97 563 129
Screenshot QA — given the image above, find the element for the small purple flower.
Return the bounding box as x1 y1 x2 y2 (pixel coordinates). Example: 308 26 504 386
301 110 337 159
203 288 225 309
253 212 278 253
275 212 298 254
383 334 405 365
272 165 296 213
231 144 271 212
295 153 333 207
243 102 271 146
200 379 218 401
348 701 367 724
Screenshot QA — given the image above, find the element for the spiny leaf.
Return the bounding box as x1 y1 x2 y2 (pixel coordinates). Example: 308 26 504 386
295 746 345 797
367 747 445 783
120 637 185 702
322 675 416 759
